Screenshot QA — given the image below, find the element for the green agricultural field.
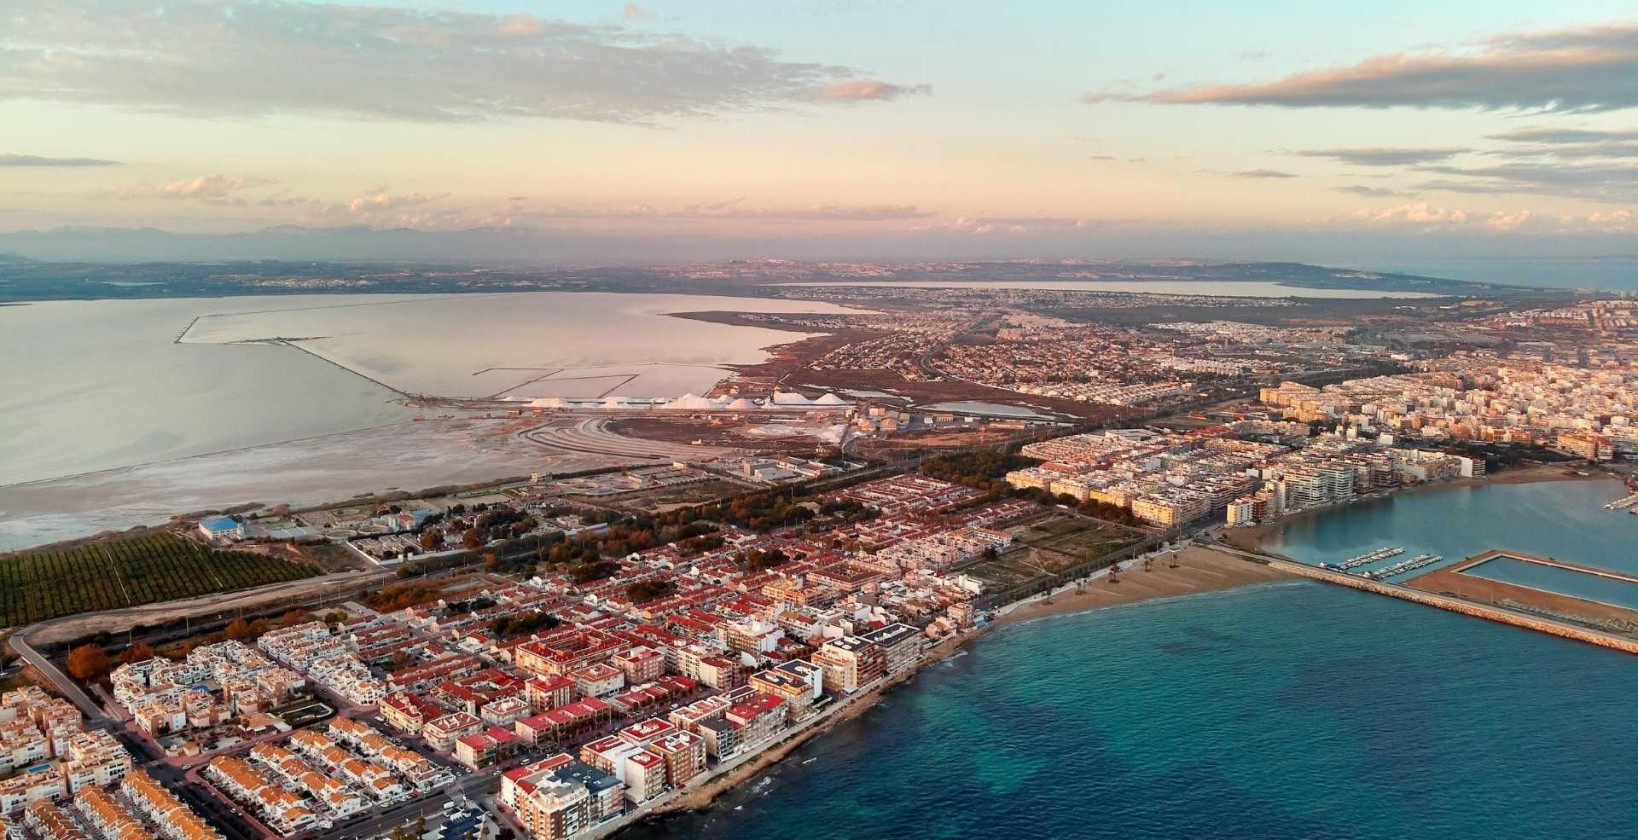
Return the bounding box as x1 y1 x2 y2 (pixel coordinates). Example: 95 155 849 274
0 532 318 628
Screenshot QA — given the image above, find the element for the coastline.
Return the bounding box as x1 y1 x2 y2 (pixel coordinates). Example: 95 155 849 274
1222 462 1613 553
635 545 1287 825
628 469 1621 828
993 545 1294 626
650 631 972 816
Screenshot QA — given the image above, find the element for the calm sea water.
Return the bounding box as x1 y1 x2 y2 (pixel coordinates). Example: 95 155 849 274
623 581 1638 840
1464 555 1638 611
1372 257 1638 293
1257 479 1637 578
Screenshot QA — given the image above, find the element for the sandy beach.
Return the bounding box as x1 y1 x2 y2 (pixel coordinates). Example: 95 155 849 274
995 545 1294 626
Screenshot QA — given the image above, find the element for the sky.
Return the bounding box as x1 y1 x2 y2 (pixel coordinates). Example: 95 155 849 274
1 0 1636 265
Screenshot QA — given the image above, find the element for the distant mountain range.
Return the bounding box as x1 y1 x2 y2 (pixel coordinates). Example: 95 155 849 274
0 225 568 263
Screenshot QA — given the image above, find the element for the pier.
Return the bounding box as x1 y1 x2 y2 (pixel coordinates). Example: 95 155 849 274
1364 553 1442 580
1324 546 1403 571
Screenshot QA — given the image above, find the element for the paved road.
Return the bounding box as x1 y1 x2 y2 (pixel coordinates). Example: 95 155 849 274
9 625 109 723
334 773 496 840
20 569 394 648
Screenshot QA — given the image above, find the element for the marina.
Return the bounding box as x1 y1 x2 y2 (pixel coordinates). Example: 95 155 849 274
1322 546 1403 571
1364 553 1443 580
1603 493 1638 510
1255 478 1637 580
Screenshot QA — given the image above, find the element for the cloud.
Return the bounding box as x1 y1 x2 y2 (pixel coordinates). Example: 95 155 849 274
1230 169 1297 179
1416 161 1638 203
1295 147 1470 166
1334 185 1410 197
739 204 933 221
1486 127 1638 144
518 200 932 222
0 153 121 167
623 3 653 22
912 215 1102 235
1083 21 1638 112
1483 126 1638 161
1 0 922 124
1348 202 1469 225
812 80 933 102
296 186 457 228
1485 210 1536 232
346 186 449 215
111 175 278 205
1337 202 1615 235
1584 208 1637 232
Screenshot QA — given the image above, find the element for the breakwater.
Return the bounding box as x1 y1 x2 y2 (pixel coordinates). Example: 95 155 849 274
1261 554 1638 655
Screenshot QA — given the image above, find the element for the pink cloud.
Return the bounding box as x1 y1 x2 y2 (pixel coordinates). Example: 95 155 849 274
814 80 932 102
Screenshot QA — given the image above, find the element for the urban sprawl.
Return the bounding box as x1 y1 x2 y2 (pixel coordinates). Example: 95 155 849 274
5 295 1637 840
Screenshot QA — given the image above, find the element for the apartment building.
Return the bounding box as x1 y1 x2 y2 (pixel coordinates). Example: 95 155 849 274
811 636 883 694
859 623 922 675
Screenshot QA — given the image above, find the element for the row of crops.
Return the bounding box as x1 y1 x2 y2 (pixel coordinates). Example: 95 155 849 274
0 531 318 628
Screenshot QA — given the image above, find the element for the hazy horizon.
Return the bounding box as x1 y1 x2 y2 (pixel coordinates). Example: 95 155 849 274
3 0 1634 269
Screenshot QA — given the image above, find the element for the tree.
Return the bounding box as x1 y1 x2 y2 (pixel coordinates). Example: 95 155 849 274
224 617 254 641
421 531 442 551
280 609 311 626
462 527 485 550
627 579 677 603
66 644 112 681
121 642 156 664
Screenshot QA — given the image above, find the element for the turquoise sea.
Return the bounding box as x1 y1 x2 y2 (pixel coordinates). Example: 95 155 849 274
623 582 1638 840
622 480 1638 840
1258 478 1636 578
1465 555 1638 611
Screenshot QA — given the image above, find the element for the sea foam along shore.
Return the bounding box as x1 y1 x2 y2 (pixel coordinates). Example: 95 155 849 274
634 544 1286 826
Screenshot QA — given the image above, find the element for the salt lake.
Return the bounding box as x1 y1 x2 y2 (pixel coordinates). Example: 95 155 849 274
0 292 864 488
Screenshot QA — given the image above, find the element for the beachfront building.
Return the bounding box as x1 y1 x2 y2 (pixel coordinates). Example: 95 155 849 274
811 636 883 694
510 760 624 840
859 624 922 675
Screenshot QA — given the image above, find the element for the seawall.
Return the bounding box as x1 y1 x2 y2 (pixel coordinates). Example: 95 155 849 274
1263 556 1638 655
